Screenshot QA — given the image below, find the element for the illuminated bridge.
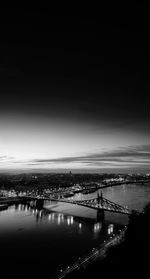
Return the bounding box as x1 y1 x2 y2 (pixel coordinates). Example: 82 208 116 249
46 192 131 215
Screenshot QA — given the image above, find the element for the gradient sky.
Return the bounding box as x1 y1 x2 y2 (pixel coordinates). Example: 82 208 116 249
0 8 150 173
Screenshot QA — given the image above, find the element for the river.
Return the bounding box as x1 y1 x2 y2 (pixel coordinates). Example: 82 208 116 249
0 183 150 278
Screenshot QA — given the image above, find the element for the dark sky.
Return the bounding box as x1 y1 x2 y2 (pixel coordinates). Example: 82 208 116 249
0 7 150 172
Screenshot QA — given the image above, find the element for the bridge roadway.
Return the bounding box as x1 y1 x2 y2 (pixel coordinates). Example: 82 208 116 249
56 228 127 279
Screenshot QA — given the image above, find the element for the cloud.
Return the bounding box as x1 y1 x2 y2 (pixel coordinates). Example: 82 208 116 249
27 144 150 168
0 155 15 161
0 155 16 167
1 145 150 170
0 156 7 160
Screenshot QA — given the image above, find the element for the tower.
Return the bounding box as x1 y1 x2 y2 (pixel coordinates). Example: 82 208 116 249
97 191 104 220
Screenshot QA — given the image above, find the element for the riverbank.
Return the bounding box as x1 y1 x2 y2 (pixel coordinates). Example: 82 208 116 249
0 196 32 205
56 228 126 279
0 204 8 210
65 203 150 279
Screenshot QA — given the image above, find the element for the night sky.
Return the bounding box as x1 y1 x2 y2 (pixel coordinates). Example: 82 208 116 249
0 8 150 172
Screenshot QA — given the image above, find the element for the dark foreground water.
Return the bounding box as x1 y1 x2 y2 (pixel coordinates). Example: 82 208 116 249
0 184 150 278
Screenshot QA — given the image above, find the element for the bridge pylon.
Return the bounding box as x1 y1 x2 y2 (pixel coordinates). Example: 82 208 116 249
97 208 104 221
97 191 104 220
36 199 44 209
97 191 103 206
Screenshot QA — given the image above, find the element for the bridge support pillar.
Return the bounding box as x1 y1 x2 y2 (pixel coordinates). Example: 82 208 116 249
97 209 104 221
36 199 44 209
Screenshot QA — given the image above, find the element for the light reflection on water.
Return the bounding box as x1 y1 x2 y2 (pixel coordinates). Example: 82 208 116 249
94 222 102 233
108 224 114 235
0 201 120 276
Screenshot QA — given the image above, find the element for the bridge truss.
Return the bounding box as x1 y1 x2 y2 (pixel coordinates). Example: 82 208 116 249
52 195 131 215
